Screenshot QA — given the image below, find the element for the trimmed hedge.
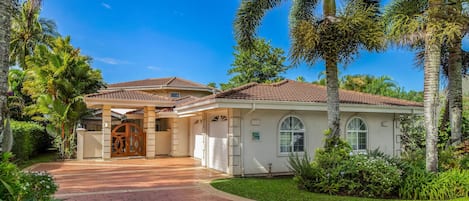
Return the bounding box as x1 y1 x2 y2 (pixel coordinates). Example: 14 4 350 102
10 121 50 161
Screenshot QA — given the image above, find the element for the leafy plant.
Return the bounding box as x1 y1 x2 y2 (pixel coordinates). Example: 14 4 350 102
0 152 58 201
10 120 50 161
288 153 317 191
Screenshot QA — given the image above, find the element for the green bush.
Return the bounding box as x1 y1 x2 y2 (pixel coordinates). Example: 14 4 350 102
17 171 58 201
399 164 436 200
0 152 21 201
289 136 400 198
0 152 57 201
425 169 469 200
11 121 50 161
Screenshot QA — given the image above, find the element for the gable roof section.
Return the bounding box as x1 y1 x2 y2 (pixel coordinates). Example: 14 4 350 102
176 80 423 114
85 90 174 108
106 77 215 92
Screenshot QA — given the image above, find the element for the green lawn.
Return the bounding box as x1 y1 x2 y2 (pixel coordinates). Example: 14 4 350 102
211 177 468 201
16 151 57 169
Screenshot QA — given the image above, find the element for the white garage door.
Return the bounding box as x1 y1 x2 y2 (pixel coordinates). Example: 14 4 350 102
208 115 228 172
192 119 204 160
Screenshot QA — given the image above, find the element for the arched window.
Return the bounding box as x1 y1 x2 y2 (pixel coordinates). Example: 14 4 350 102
346 117 368 151
279 116 305 153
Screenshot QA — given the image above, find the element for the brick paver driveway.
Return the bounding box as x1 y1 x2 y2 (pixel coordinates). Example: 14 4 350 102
29 157 248 201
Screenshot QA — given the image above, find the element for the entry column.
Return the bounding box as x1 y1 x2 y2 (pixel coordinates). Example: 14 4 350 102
102 105 112 160
144 106 156 159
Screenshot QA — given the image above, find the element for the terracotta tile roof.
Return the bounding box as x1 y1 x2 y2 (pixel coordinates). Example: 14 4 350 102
180 80 423 107
85 90 173 102
107 77 210 89
174 96 200 106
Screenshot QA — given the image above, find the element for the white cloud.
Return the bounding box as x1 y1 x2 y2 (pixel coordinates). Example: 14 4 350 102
96 57 129 65
101 2 111 9
147 66 162 71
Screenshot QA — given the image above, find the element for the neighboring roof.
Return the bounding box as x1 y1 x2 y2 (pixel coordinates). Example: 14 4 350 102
179 80 423 108
174 96 200 106
86 90 173 102
84 90 174 108
106 77 215 92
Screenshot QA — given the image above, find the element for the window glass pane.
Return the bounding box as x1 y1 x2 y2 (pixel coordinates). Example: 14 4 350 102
281 117 291 130
359 120 367 131
280 132 292 153
358 132 367 150
292 117 304 130
293 132 304 152
347 131 358 150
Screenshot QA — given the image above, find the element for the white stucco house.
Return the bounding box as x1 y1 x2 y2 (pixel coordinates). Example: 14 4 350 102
79 77 423 176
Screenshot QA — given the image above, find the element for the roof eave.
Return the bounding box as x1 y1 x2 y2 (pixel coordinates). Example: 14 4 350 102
84 98 174 109
175 98 424 115
103 86 216 93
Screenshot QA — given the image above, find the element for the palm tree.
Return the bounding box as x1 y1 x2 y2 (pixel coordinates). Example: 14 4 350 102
385 0 466 172
23 36 105 158
446 1 468 146
235 0 384 142
0 0 14 152
9 0 58 69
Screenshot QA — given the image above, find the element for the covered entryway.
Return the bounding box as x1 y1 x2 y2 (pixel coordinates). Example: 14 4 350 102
111 123 146 157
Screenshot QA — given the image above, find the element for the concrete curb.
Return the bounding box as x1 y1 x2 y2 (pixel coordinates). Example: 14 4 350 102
199 179 255 201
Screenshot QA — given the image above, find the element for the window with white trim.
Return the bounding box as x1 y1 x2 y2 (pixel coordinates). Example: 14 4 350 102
170 92 180 98
346 117 368 151
279 116 305 153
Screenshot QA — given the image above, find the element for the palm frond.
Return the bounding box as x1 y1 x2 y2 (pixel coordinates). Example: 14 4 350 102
383 0 427 46
234 0 284 50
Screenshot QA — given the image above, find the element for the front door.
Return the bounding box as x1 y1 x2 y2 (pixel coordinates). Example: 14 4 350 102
111 123 146 157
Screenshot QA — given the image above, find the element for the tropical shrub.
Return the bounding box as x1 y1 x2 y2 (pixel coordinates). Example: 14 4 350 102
0 152 20 201
289 136 400 198
400 167 469 200
288 153 316 191
0 152 57 201
399 164 436 200
17 171 58 201
10 120 50 161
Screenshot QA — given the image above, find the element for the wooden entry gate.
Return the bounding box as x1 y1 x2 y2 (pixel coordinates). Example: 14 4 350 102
111 123 146 157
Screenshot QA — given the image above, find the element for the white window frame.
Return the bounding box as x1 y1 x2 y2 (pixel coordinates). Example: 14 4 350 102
346 117 368 153
278 115 305 155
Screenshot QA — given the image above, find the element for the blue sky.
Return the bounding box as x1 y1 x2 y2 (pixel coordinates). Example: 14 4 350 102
41 0 468 91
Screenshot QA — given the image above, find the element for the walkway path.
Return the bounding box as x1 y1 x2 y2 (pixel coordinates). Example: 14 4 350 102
29 157 251 201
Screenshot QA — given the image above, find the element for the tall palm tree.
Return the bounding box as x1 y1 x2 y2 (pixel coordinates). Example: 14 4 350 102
385 0 466 172
235 0 384 143
9 0 58 69
446 0 468 146
0 0 14 152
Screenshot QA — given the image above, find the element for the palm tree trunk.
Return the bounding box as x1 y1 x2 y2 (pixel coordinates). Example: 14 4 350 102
0 0 13 151
448 37 463 146
326 55 340 139
424 22 441 172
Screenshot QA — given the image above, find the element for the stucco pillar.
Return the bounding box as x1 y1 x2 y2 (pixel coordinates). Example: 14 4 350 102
102 105 112 160
76 128 86 160
171 118 179 156
144 106 156 159
228 108 242 176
